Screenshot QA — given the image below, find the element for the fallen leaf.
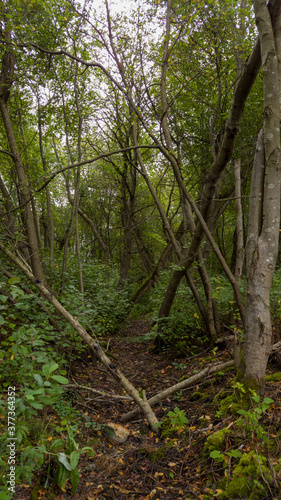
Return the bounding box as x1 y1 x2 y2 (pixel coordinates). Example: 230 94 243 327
154 472 163 477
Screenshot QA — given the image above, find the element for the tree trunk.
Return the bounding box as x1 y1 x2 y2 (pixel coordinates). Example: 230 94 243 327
38 100 55 264
0 50 44 283
153 5 264 325
0 173 15 236
61 172 80 294
119 161 136 284
240 0 281 391
130 222 184 304
77 207 110 265
133 221 154 274
234 163 245 283
233 158 245 367
73 52 85 297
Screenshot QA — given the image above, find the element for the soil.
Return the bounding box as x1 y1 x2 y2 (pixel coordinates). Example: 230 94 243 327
15 320 281 500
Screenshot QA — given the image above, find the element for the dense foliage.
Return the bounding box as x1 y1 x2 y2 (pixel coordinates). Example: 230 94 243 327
0 0 281 497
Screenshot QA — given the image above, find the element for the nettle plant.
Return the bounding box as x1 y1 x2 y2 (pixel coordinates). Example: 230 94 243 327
210 383 274 471
233 382 274 443
38 424 94 495
161 407 189 437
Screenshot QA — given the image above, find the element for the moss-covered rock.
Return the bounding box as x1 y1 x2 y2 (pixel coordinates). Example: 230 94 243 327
203 428 230 457
218 451 274 499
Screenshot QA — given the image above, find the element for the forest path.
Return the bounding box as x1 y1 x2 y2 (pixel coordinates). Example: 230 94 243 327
18 320 280 500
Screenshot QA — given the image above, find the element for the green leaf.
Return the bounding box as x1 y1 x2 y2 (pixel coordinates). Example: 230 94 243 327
180 415 188 424
51 375 69 384
55 463 71 489
27 388 45 395
34 374 44 386
42 362 59 378
227 450 242 458
70 451 80 470
210 450 224 460
39 396 58 405
58 452 72 471
263 397 273 405
252 395 260 403
237 409 246 416
29 402 43 409
37 444 47 453
80 446 95 456
50 439 65 451
8 277 21 285
71 466 79 494
0 316 5 325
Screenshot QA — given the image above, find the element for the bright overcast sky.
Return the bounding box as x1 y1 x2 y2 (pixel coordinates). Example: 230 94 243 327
94 0 135 14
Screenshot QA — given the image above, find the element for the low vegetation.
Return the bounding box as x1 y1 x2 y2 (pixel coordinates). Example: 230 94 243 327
0 270 280 499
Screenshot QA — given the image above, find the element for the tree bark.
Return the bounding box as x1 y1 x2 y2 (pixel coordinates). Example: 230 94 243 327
240 0 281 391
234 159 245 284
233 158 245 367
38 100 55 264
119 160 136 284
0 50 44 283
0 173 15 236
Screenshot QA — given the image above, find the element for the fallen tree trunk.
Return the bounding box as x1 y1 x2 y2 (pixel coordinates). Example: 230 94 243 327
121 335 281 423
0 242 159 433
121 360 235 423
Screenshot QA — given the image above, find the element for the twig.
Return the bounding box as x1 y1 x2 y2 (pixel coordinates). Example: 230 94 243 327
65 383 133 401
255 448 273 497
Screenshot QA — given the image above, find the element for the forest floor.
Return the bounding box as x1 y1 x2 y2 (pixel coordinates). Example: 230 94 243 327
16 320 281 500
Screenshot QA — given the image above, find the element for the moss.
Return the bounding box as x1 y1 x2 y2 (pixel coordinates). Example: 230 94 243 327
265 372 281 382
235 352 265 394
213 389 228 403
267 439 277 452
148 446 166 463
214 367 234 380
219 395 241 417
235 349 246 382
190 391 208 402
218 451 274 499
203 428 230 457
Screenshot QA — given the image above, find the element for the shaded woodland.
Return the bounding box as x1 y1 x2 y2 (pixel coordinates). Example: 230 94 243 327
0 0 281 498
